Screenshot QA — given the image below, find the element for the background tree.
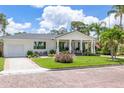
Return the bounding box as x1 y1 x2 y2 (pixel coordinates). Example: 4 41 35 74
51 29 59 35
71 21 91 36
90 22 106 41
14 32 27 35
107 5 124 29
0 13 8 35
100 26 124 60
59 27 67 34
71 21 85 31
51 27 67 35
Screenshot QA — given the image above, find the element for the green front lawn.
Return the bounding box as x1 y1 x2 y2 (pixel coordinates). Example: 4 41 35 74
32 56 124 69
0 58 4 71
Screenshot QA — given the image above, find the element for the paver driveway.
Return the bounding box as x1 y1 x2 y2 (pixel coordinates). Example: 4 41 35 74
0 66 124 88
0 58 48 74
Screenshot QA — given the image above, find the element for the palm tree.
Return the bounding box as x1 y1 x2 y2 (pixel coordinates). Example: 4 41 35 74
0 13 8 35
90 22 106 41
107 5 124 29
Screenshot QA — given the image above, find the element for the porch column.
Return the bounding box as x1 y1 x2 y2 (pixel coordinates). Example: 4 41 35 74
69 39 72 53
93 40 96 54
80 39 83 54
56 39 59 54
91 40 94 53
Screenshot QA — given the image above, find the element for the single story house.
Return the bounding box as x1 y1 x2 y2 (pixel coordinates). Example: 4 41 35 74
0 31 96 57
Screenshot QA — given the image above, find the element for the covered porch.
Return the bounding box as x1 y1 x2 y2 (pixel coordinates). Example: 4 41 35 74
55 31 96 55
56 39 96 55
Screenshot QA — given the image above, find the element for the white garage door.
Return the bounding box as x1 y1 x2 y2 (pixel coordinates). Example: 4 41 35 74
7 44 25 57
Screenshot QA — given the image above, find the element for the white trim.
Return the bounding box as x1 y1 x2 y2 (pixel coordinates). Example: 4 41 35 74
56 39 59 54
80 39 83 54
69 39 72 53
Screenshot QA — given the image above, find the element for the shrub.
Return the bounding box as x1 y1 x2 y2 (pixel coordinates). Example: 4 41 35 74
117 44 124 55
27 50 33 57
75 47 79 51
27 51 39 58
65 47 69 51
49 49 56 54
27 55 32 58
101 47 110 55
55 52 73 63
96 47 101 55
48 50 56 57
33 52 39 57
0 51 3 57
48 54 55 57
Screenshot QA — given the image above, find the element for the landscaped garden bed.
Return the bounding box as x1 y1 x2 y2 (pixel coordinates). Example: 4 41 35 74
32 56 124 69
0 58 4 71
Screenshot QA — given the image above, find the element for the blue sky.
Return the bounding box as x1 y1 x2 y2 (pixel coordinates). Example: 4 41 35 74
68 5 112 19
0 5 112 34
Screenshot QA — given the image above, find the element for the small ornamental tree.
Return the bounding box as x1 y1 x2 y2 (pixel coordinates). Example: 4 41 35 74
100 26 124 60
0 13 8 35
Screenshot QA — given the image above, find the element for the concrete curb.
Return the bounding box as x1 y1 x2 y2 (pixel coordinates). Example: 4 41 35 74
0 69 49 75
49 64 124 71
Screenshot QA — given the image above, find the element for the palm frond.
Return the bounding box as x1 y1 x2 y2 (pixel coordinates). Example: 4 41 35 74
114 13 121 19
112 5 121 9
107 10 117 15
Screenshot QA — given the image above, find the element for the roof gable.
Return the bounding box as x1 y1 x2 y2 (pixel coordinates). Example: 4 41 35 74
56 31 95 40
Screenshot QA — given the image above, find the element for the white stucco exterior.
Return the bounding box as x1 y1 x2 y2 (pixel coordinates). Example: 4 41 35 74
3 39 56 57
2 31 96 57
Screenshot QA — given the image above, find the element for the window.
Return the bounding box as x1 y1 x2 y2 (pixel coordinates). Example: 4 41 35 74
78 42 80 50
59 42 65 51
34 41 46 49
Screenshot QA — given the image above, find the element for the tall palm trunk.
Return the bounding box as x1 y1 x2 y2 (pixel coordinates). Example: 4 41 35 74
97 32 100 41
120 14 123 29
110 47 114 60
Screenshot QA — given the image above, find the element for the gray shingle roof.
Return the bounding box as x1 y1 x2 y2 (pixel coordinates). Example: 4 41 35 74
0 31 96 40
0 33 57 39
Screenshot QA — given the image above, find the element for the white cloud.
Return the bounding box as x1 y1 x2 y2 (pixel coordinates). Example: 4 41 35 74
31 5 45 8
102 13 124 28
37 28 48 34
102 13 116 27
37 5 85 33
6 18 31 34
37 5 100 33
83 16 99 24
